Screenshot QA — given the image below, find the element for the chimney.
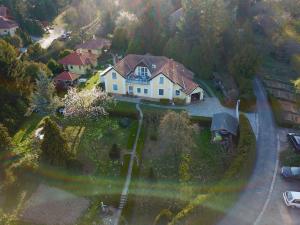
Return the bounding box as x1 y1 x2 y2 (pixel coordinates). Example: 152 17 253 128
236 99 240 122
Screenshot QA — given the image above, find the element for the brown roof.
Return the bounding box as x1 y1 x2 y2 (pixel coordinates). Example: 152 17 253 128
0 16 18 29
113 54 200 95
76 38 111 51
54 71 79 82
58 52 97 66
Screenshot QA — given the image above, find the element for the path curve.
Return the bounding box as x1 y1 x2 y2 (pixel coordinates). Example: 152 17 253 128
217 78 279 225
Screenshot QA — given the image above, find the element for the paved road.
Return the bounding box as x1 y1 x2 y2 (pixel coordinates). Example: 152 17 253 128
35 26 65 49
258 128 300 225
218 78 279 225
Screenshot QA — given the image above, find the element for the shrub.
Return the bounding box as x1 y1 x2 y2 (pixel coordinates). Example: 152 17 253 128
174 98 186 105
119 117 131 128
159 99 170 105
291 54 300 74
190 116 212 127
109 144 121 160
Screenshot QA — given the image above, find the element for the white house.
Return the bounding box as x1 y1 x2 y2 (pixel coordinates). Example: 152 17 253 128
0 16 18 36
100 54 204 104
76 37 111 56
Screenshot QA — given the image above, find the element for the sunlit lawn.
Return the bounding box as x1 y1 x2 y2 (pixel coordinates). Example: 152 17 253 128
80 71 101 90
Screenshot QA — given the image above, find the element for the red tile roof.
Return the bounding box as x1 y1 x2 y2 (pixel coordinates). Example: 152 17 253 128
76 38 111 50
113 54 200 95
0 16 18 29
54 71 79 82
58 52 97 66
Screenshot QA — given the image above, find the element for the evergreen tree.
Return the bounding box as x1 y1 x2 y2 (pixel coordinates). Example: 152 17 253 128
28 71 59 115
0 124 12 151
41 118 72 167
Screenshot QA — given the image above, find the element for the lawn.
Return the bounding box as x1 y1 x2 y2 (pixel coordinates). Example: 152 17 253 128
2 113 140 224
123 115 256 225
79 71 101 91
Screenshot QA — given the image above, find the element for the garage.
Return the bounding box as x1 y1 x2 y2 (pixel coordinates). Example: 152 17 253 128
191 92 201 102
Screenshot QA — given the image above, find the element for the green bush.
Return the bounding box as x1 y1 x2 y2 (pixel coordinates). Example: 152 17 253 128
174 98 186 105
159 99 170 105
108 102 138 119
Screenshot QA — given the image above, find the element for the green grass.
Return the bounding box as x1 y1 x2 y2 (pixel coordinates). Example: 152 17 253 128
280 148 300 166
80 71 101 90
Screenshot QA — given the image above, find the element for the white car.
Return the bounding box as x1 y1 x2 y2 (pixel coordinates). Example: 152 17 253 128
283 191 300 208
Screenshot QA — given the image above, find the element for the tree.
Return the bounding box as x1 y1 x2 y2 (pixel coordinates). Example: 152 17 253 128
27 71 59 115
158 111 194 162
112 27 129 52
63 87 114 119
47 58 62 74
24 61 53 81
59 49 72 59
26 43 46 62
0 124 12 151
41 117 72 166
109 144 121 160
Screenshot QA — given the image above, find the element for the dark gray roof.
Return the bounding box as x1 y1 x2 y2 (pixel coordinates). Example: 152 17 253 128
211 113 239 135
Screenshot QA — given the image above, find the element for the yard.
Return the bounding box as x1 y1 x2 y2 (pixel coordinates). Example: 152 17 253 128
122 115 256 225
1 111 140 224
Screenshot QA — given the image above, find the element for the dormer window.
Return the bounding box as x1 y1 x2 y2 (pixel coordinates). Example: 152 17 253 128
138 67 148 78
159 77 164 84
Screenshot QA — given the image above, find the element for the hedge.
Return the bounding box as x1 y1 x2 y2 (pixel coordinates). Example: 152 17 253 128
108 101 139 119
168 114 256 225
190 116 212 127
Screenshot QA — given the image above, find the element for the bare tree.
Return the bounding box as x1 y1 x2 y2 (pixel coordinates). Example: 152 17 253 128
159 111 195 160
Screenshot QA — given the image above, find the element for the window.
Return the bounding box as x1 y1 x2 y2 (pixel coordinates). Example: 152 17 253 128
159 77 164 84
112 72 117 80
144 89 148 94
113 84 118 91
137 88 141 93
70 65 73 69
159 89 164 96
176 90 180 96
138 67 148 78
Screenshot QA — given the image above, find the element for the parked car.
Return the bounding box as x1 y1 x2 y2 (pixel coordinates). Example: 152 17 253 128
281 167 300 179
283 191 300 208
287 133 300 152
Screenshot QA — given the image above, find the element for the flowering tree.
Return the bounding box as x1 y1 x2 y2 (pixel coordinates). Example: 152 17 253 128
63 87 114 119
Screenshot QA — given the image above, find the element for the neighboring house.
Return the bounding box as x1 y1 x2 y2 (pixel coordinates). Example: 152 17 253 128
58 51 98 75
0 16 18 36
100 54 204 104
76 37 111 56
54 71 80 89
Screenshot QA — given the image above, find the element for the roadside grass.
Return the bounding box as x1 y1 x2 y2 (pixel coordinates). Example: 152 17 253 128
280 148 300 166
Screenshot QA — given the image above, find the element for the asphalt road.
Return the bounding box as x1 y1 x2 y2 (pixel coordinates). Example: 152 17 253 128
218 78 279 225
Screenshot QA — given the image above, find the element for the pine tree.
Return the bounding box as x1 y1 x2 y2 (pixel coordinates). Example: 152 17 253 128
28 71 59 115
41 118 72 167
0 124 12 152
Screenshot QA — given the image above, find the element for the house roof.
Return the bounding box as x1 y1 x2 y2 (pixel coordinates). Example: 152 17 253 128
58 52 97 66
110 54 200 95
211 113 239 136
54 71 80 82
76 38 111 50
0 16 18 29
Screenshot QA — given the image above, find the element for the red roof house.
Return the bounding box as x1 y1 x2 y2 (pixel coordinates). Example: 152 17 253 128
54 71 80 89
76 37 111 56
58 52 98 75
0 16 18 36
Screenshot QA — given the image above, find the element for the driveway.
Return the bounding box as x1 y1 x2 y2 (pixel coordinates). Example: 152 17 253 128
218 78 279 225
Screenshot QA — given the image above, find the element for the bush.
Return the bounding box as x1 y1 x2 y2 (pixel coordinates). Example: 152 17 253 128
119 117 131 128
109 144 121 160
174 98 186 105
159 99 170 105
108 102 138 119
291 54 300 74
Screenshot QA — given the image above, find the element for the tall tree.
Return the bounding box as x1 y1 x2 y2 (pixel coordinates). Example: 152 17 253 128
41 118 72 167
27 71 59 115
0 124 12 152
